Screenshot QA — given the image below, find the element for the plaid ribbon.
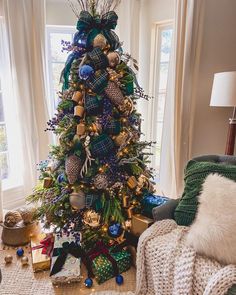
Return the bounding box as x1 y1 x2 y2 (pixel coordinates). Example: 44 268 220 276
90 134 114 158
76 11 120 50
85 94 101 115
105 119 121 135
87 48 109 70
86 70 108 94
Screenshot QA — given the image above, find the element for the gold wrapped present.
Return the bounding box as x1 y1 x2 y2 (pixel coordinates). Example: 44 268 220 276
31 233 54 272
131 214 153 237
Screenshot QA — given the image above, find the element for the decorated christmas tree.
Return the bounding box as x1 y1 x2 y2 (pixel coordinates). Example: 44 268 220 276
28 0 154 250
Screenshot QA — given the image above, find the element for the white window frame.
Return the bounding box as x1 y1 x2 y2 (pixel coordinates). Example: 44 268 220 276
148 20 173 177
46 25 76 118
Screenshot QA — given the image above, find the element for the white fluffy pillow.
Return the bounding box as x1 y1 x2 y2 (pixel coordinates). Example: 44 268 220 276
186 173 236 265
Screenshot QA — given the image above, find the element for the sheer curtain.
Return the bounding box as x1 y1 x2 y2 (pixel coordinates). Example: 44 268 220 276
159 0 205 197
0 0 50 205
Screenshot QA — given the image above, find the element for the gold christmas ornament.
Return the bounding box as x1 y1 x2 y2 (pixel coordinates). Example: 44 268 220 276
4 254 13 264
43 177 53 188
93 174 109 190
127 176 138 189
114 131 129 146
18 207 36 224
93 34 107 49
101 224 108 233
122 195 130 208
76 123 86 136
126 206 135 219
72 91 83 103
74 105 85 117
107 52 121 68
83 210 101 228
4 211 22 227
21 256 29 266
118 98 134 116
69 191 85 210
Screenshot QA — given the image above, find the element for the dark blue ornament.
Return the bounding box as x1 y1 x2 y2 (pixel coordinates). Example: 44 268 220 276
16 248 24 257
108 222 123 238
73 32 88 49
57 173 66 184
79 65 94 80
116 274 124 285
84 278 93 288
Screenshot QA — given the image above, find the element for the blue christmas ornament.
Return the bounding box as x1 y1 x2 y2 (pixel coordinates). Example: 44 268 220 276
116 274 124 285
16 248 24 257
108 222 123 238
84 278 93 288
57 173 66 184
73 32 88 49
79 65 94 80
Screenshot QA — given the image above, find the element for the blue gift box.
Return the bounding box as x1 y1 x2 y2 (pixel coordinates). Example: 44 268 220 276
141 194 169 218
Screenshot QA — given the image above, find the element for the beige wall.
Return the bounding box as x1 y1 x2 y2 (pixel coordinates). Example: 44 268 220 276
191 0 236 157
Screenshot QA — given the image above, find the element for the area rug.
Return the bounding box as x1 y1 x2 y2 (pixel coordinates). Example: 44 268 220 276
0 238 136 295
91 292 135 295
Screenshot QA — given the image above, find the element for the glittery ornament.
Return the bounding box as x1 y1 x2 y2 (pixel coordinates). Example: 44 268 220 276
65 155 83 184
104 81 124 106
57 173 67 184
108 222 123 238
114 132 129 146
93 34 107 49
21 256 29 266
116 274 124 285
107 52 120 68
4 255 13 264
84 277 93 288
69 191 85 210
83 210 101 228
16 248 24 257
79 65 94 80
4 211 22 227
93 174 109 190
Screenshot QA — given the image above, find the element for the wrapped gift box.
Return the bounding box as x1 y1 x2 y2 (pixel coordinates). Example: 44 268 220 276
50 234 81 285
141 194 169 218
131 214 153 237
88 243 131 284
31 233 54 272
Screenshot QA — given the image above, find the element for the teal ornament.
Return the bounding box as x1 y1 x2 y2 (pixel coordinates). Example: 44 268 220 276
79 65 94 80
108 222 123 238
116 274 124 285
16 248 24 257
84 278 93 288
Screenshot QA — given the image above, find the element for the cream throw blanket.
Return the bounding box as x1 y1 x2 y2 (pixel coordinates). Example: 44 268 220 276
136 219 236 295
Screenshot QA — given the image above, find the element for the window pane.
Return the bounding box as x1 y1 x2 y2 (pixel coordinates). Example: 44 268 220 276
156 93 166 122
0 152 9 179
0 93 5 122
52 63 64 91
160 29 173 62
0 124 8 152
159 62 169 91
50 33 72 62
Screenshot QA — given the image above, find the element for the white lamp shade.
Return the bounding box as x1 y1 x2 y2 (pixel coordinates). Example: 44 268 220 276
210 71 236 107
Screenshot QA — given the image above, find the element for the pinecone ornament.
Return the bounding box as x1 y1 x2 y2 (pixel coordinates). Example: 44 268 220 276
65 155 83 184
104 81 124 106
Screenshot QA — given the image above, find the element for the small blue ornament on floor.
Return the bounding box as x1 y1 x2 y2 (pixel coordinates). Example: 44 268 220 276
16 248 24 257
116 274 124 285
84 277 93 288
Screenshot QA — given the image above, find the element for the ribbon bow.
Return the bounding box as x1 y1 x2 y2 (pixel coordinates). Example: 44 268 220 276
50 241 84 276
85 241 120 278
76 10 120 51
31 234 54 257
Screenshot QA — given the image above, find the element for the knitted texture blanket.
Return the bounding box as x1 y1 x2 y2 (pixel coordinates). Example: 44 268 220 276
136 220 236 295
174 160 236 225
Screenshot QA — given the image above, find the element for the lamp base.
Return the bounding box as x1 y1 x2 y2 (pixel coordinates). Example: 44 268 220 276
225 118 236 155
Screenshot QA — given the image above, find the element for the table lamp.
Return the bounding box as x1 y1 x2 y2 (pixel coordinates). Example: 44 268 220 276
210 71 236 155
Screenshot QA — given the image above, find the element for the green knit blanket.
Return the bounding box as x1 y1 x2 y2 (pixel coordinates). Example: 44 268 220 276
174 160 236 226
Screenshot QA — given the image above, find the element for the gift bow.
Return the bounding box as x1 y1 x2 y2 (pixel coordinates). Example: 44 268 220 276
85 241 119 277
31 234 54 257
50 241 84 276
77 10 118 31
